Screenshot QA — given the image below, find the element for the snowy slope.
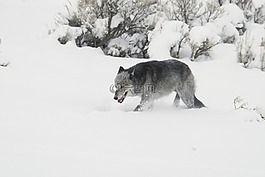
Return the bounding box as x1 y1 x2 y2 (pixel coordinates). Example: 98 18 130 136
1 1 265 177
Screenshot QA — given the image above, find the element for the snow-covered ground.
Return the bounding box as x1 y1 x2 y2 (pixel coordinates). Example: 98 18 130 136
1 1 265 177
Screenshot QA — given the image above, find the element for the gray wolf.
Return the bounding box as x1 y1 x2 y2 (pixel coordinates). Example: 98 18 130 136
113 59 205 111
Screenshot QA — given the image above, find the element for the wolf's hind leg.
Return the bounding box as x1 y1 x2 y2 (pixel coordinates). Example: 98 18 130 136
173 92 180 107
179 91 195 109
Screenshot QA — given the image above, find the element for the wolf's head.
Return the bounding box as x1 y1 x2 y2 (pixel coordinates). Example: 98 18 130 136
114 66 134 103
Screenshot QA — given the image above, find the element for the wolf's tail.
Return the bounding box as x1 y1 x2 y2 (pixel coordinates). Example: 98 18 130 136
194 96 206 108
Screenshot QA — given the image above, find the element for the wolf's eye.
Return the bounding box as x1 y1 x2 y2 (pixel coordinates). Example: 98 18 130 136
120 85 124 89
115 85 123 89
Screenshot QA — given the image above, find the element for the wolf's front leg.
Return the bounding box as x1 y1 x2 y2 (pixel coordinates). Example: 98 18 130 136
134 94 154 111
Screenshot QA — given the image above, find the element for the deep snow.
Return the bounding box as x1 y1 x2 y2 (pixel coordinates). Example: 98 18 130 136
1 1 265 177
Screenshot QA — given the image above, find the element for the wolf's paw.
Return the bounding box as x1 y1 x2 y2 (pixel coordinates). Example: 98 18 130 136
134 104 153 111
134 105 143 112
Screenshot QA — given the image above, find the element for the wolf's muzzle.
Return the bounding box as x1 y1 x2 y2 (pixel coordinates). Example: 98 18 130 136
114 91 128 103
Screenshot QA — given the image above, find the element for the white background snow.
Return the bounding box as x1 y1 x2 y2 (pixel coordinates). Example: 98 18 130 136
1 0 265 177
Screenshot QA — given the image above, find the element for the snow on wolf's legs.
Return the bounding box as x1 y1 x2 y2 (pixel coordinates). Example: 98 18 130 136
134 94 154 111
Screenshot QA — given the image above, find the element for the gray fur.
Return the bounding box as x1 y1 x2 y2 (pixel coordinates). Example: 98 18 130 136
113 59 205 111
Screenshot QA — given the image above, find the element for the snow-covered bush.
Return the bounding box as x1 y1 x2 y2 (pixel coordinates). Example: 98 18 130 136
163 0 224 26
197 0 224 26
246 0 265 24
219 23 240 43
236 24 265 71
215 3 246 33
54 0 158 57
105 38 129 57
235 32 254 66
201 3 244 44
163 0 203 25
62 0 156 48
55 25 84 45
148 21 189 59
52 0 265 61
204 22 239 44
231 0 265 24
189 26 221 61
252 1 265 24
105 33 148 58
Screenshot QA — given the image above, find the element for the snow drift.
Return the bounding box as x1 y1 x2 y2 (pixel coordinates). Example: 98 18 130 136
0 1 265 177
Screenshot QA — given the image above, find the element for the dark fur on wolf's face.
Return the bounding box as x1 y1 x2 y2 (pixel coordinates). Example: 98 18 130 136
114 66 133 103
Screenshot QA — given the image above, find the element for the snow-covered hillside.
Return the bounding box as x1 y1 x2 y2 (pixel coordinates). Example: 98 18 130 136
0 1 265 177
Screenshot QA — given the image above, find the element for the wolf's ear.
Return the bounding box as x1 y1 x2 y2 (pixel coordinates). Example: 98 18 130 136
118 66 125 73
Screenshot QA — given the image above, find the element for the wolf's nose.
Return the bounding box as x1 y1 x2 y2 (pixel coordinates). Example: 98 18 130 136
114 96 118 100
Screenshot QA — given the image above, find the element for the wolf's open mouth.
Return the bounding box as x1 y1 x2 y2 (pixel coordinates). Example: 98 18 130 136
118 91 128 103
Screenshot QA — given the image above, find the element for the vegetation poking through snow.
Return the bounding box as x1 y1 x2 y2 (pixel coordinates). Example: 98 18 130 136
52 0 265 71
